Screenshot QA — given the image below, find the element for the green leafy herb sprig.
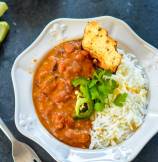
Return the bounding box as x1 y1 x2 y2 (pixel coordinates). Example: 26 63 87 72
72 68 128 119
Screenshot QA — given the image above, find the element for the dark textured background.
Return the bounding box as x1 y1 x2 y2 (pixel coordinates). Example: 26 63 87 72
0 0 158 162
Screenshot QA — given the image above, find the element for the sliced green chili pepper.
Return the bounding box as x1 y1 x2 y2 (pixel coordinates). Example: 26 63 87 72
73 95 93 119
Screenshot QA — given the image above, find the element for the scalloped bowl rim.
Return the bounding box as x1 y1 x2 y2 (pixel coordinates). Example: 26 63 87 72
11 16 158 162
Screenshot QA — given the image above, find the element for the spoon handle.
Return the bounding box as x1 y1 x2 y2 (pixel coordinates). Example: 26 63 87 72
0 118 15 143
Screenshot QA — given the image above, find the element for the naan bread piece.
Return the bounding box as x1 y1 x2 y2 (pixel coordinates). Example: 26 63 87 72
82 21 122 72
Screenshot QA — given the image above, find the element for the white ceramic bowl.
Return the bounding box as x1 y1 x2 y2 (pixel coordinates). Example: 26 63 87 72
11 16 158 162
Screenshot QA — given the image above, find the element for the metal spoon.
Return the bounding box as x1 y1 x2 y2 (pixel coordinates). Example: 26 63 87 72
0 117 41 162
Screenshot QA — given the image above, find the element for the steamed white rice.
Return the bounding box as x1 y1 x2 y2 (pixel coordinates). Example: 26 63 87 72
90 49 149 149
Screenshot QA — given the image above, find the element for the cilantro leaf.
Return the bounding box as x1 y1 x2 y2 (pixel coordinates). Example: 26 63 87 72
97 82 108 97
114 93 128 107
72 77 89 87
71 68 119 117
89 79 98 88
89 86 100 100
93 68 112 80
105 79 118 93
98 79 117 95
94 102 105 112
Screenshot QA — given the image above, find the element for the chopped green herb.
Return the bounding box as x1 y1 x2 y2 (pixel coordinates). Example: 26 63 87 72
114 93 128 107
94 102 105 112
97 79 117 97
90 86 100 100
71 77 88 87
71 68 119 119
93 68 112 80
97 82 106 94
89 79 98 88
104 79 118 94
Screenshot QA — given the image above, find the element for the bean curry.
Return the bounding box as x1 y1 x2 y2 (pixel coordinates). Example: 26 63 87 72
33 40 96 148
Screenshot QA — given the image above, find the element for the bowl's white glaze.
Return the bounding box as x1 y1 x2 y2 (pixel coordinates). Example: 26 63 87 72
11 16 158 162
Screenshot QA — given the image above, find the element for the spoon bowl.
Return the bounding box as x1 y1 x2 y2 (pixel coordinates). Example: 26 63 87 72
0 118 41 162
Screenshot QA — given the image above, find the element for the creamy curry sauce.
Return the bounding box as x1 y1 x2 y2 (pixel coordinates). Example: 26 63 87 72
33 40 95 148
